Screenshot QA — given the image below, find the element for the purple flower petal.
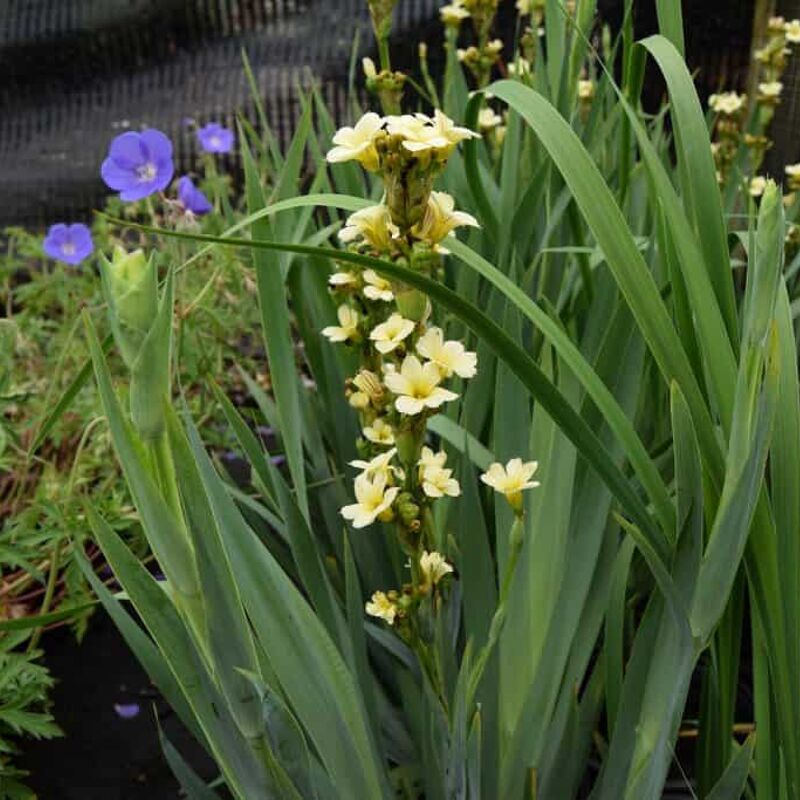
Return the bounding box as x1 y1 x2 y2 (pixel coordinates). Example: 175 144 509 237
140 128 173 162
113 702 141 720
101 129 174 202
197 123 235 154
43 222 94 265
177 176 212 215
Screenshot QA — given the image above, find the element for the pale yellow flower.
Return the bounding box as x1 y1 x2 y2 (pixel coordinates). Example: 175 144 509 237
758 81 783 99
440 0 469 24
328 271 358 288
339 205 399 252
578 79 595 101
786 163 800 178
389 110 479 156
370 313 415 354
416 326 477 378
769 15 786 31
363 418 395 446
478 107 503 131
412 191 480 246
481 458 540 511
349 391 370 409
418 448 460 498
362 56 377 79
419 446 447 472
709 92 746 115
362 269 394 302
786 19 800 43
365 591 397 624
322 305 360 343
749 176 767 197
486 39 503 56
516 0 531 15
326 112 383 171
422 466 460 498
341 472 399 528
349 447 401 480
420 551 454 585
384 355 459 415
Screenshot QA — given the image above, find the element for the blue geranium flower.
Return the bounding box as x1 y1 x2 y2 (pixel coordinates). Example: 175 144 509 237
43 223 94 265
101 129 174 201
177 176 212 215
197 122 235 154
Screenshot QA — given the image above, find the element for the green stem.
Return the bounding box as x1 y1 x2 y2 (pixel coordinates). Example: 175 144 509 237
27 538 63 653
467 515 525 703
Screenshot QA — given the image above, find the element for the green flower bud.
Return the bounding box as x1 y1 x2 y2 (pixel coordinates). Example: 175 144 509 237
394 286 429 322
100 247 174 440
396 491 421 527
100 246 158 366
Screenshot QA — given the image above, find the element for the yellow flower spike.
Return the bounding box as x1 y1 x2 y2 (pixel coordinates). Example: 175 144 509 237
322 304 361 343
341 472 400 528
416 326 477 379
384 355 459 415
339 205 400 252
708 92 746 115
326 112 384 171
420 551 454 586
363 418 395 446
481 458 540 514
411 191 480 247
362 269 395 302
515 0 530 14
370 313 415 354
365 591 397 624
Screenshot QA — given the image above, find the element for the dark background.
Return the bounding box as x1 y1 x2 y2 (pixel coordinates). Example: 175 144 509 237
0 0 781 227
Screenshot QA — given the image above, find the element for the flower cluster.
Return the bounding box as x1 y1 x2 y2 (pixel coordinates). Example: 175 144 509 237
710 16 800 187
98 123 234 217
323 107 539 644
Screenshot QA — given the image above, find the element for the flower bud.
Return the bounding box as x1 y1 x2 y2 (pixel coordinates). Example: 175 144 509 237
353 369 385 405
100 246 158 366
100 247 174 440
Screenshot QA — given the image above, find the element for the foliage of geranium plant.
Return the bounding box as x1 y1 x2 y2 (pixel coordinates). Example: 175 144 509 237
0 120 269 789
33 3 800 800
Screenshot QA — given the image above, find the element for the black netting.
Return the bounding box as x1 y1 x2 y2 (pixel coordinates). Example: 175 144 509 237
1 0 761 227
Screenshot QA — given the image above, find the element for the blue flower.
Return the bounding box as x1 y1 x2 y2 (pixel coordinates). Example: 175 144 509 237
177 176 212 215
101 129 174 201
197 122 235 154
43 223 94 265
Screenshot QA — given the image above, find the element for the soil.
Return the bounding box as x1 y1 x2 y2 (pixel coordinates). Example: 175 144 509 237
17 609 216 800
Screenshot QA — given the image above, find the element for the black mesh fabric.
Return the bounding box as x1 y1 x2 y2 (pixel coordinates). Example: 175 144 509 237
1 0 761 227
